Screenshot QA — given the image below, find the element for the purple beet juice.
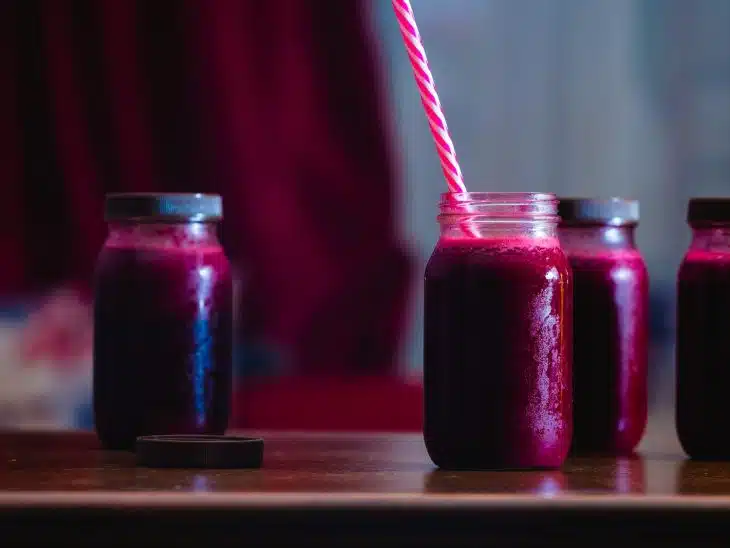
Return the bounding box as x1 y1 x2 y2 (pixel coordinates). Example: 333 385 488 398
567 250 648 454
676 249 730 459
424 234 573 470
93 194 232 451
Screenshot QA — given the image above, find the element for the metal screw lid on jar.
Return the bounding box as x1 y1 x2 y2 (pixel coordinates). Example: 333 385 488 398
687 198 730 224
558 197 639 226
105 193 223 222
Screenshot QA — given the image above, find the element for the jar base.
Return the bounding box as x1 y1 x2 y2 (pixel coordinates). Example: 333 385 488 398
425 438 567 471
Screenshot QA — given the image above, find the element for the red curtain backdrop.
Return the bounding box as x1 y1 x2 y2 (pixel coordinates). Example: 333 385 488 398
0 0 413 377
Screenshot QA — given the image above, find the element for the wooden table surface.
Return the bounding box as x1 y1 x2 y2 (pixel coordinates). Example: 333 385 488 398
1 431 730 546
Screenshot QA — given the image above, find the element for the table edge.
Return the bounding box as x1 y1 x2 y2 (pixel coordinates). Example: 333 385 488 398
2 492 730 510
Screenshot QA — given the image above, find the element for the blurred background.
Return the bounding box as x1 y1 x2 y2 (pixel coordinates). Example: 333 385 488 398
1 0 728 456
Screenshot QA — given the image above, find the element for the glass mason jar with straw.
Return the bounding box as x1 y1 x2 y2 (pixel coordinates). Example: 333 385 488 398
393 0 573 470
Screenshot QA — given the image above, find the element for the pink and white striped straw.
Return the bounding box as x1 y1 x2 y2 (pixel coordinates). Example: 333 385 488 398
391 0 466 195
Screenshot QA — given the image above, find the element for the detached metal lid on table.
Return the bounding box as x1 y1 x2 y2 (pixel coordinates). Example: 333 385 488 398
136 435 264 469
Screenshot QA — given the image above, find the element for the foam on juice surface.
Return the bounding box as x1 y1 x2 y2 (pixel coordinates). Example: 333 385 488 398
439 234 560 250
566 247 644 261
683 248 730 263
105 241 225 254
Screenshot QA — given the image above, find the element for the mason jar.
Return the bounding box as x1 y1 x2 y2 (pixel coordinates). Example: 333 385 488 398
558 197 648 455
676 197 730 460
424 192 572 470
93 193 233 450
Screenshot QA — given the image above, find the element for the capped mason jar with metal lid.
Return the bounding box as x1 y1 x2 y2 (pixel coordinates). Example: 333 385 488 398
558 197 649 456
93 193 233 451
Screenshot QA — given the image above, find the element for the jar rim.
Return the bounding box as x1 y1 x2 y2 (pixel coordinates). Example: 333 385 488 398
438 192 559 222
439 192 556 204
